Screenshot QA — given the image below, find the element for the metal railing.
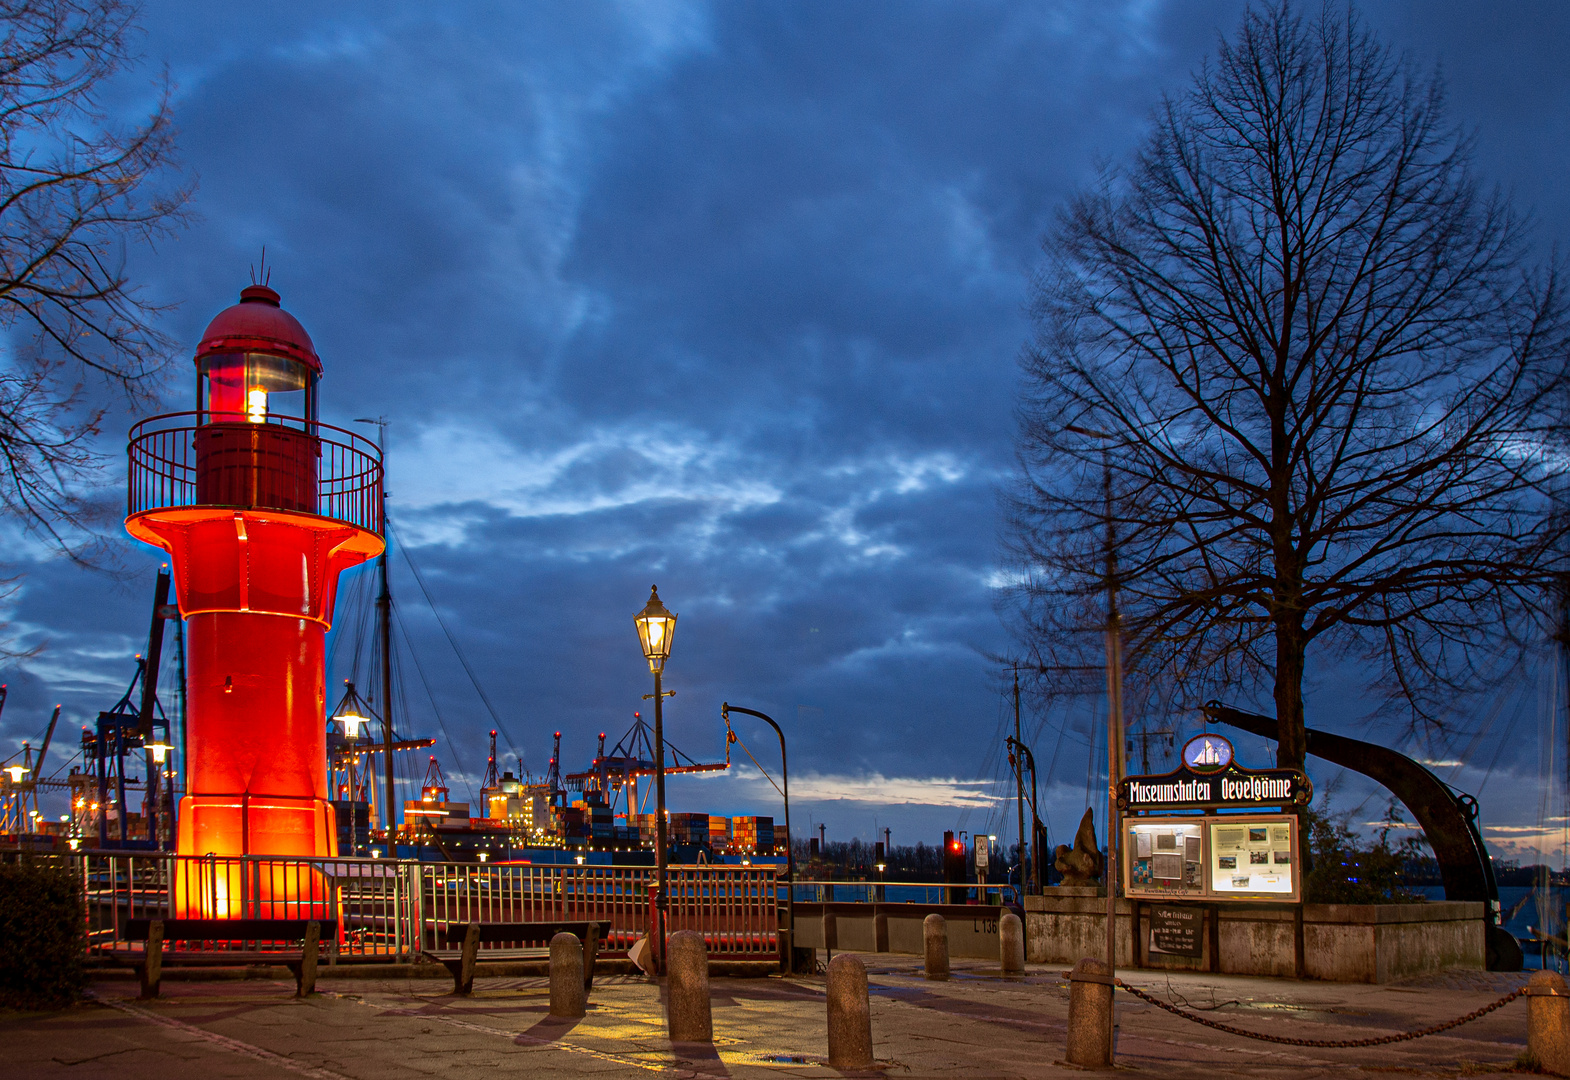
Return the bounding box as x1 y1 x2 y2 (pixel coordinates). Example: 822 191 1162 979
77 852 412 959
415 863 656 956
127 412 383 534
68 853 778 963
668 866 780 957
790 879 1020 905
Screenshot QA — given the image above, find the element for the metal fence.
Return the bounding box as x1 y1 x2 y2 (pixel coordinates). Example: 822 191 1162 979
667 865 780 957
68 853 777 963
790 879 1020 905
78 853 413 959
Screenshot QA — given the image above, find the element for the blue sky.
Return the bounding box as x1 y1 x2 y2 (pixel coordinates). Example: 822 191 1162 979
3 1 1569 862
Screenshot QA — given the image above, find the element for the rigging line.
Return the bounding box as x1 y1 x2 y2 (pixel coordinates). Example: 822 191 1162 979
730 730 784 799
329 566 370 684
1445 678 1516 788
387 518 522 768
392 604 475 803
1477 692 1528 798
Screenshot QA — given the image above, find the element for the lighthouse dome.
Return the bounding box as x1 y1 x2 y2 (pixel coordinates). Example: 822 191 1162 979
195 284 321 373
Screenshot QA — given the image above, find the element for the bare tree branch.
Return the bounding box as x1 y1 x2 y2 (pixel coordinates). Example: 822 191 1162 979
0 0 192 556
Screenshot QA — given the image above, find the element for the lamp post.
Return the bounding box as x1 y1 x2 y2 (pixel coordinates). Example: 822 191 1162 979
635 585 677 972
721 703 793 970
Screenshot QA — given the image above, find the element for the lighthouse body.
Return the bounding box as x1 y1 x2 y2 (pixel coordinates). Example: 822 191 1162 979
126 284 382 915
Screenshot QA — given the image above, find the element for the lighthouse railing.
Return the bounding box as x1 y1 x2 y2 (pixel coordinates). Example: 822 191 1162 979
127 411 384 535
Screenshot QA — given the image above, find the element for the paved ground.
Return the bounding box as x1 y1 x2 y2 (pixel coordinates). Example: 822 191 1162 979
1 955 1543 1078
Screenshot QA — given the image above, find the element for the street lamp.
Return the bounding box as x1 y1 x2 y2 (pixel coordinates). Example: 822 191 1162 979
722 703 794 970
635 584 677 971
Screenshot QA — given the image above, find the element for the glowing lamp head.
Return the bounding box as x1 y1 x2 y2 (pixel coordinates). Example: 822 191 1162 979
3 764 27 783
196 284 321 426
146 739 171 764
634 585 677 673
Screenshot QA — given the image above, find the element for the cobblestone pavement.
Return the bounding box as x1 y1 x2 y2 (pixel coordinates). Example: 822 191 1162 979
0 955 1542 1078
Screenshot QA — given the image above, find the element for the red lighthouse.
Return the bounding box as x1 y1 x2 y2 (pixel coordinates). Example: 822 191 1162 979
126 283 383 913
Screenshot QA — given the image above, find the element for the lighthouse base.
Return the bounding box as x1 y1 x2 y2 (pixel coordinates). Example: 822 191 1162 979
173 793 337 919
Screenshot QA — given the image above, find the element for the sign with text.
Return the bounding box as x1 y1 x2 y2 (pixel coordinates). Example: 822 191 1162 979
1148 905 1204 957
1120 765 1308 810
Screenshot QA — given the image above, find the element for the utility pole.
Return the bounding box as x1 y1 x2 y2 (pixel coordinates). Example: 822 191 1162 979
1014 663 1028 894
1069 423 1124 976
1101 443 1123 978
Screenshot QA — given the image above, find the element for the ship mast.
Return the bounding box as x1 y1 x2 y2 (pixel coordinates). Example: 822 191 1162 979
357 416 394 840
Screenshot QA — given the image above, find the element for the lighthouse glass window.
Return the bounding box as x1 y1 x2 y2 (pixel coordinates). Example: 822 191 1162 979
1209 816 1298 899
1124 819 1205 898
203 353 309 424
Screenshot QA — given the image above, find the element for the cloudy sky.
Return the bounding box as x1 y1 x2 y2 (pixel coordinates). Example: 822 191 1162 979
3 1 1569 862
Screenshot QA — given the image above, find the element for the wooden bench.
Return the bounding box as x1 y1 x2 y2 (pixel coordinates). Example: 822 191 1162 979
125 918 336 999
426 920 610 996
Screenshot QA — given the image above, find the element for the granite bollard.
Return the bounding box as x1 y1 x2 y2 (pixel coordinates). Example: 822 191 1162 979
923 913 949 980
1000 911 1025 975
1529 969 1570 1076
666 930 713 1042
826 953 874 1069
1066 956 1114 1068
550 932 586 1018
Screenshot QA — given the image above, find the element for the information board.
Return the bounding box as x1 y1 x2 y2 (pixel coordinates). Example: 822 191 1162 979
1147 905 1204 957
1124 819 1206 899
1209 816 1298 899
1121 812 1301 902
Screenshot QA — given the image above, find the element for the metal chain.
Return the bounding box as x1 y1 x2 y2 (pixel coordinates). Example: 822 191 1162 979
1114 981 1525 1048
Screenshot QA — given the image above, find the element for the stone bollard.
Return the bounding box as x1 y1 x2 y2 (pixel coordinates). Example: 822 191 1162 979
1066 957 1114 1068
138 919 164 999
923 913 949 980
666 930 713 1042
826 953 874 1070
550 932 586 1018
1528 970 1570 1076
1000 911 1025 976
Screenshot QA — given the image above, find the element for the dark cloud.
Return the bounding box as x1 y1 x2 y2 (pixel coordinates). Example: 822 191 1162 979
3 1 1567 852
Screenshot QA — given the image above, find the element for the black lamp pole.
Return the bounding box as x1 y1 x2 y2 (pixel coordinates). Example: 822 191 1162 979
720 703 793 970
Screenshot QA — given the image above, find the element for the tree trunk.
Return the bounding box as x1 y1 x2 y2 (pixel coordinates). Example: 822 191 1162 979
1273 624 1308 772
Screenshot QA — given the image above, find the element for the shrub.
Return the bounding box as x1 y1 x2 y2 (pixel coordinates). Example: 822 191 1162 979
1304 799 1429 905
0 857 86 1009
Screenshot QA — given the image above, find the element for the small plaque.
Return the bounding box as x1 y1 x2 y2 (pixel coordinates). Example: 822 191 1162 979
1148 905 1204 957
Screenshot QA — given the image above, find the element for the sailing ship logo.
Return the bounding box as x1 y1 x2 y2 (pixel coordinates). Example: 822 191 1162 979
1181 733 1233 773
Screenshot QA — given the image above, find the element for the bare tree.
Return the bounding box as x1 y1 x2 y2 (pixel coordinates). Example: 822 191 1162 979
0 0 190 549
1007 3 1569 772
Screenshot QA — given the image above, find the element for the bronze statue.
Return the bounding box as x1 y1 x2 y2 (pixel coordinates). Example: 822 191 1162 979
1053 807 1104 885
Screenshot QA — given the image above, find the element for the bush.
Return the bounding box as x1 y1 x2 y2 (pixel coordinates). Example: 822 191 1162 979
0 857 86 1009
1303 799 1429 905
